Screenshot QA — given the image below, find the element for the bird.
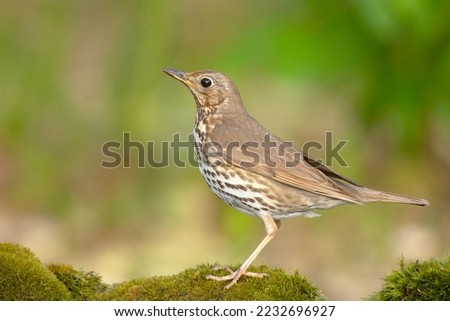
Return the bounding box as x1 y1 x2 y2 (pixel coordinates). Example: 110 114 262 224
163 68 429 289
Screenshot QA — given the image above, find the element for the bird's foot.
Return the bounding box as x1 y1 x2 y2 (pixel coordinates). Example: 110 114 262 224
206 265 269 289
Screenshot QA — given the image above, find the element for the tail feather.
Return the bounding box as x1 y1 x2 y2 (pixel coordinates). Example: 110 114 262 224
358 187 429 206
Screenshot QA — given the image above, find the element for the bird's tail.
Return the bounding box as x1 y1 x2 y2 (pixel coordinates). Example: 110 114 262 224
357 186 429 206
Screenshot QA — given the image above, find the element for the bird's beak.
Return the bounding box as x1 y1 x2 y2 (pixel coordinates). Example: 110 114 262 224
163 68 193 87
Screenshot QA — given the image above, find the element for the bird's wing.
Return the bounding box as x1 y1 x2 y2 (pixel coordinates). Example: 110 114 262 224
301 151 362 186
209 115 362 204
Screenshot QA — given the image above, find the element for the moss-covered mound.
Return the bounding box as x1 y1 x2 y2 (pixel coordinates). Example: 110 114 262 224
97 264 324 300
372 257 450 301
0 243 322 300
0 243 71 300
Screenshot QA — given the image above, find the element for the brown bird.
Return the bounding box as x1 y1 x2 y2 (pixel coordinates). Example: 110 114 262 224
163 68 429 289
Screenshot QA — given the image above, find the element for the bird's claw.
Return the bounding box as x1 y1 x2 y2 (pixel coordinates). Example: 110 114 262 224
206 265 269 289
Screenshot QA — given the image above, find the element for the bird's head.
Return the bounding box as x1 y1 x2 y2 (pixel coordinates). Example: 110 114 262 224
163 68 244 115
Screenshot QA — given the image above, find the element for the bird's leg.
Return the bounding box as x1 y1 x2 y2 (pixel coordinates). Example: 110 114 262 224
206 215 281 289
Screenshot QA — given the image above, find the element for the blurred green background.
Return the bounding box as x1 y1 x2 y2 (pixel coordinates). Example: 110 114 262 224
1 0 449 300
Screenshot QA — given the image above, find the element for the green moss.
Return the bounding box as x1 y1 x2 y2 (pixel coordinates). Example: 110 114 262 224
0 243 71 300
97 264 324 301
371 257 450 301
0 242 321 300
48 264 108 300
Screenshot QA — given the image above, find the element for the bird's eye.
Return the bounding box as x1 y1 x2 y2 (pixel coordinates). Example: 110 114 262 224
200 77 212 88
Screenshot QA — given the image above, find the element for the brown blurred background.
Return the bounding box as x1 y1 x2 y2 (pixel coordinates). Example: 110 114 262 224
0 0 449 299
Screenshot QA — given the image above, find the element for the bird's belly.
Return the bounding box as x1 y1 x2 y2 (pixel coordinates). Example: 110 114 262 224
198 162 338 219
198 163 266 217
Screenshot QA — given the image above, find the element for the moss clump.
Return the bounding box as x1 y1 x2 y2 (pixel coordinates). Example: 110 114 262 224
0 242 322 300
372 257 450 300
48 264 108 300
0 243 71 300
97 264 324 301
